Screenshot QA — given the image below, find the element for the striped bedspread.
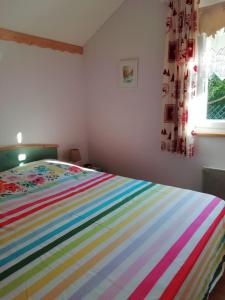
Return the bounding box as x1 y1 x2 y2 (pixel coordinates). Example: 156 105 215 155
0 160 225 300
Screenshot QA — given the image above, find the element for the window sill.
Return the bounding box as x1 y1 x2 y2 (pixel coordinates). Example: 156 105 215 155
193 130 225 137
194 121 225 137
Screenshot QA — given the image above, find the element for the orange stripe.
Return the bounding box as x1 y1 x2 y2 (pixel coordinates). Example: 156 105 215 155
0 175 115 227
1 177 125 245
128 198 221 300
1 173 107 218
179 225 223 299
159 207 225 300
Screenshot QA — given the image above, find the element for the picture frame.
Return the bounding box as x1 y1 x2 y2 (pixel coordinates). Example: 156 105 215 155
119 58 138 88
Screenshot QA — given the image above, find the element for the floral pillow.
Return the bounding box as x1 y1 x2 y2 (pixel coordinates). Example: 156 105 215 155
0 161 89 199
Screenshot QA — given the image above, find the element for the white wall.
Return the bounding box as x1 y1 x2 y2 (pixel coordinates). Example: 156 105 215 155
1 0 224 191
84 0 225 191
0 41 88 162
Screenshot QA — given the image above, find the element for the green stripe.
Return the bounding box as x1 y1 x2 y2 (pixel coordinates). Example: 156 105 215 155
1 184 167 296
0 182 156 282
217 233 225 250
202 255 225 300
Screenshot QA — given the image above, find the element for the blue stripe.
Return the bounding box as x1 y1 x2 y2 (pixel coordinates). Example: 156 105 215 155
1 171 96 202
69 190 197 300
0 178 134 256
0 180 148 266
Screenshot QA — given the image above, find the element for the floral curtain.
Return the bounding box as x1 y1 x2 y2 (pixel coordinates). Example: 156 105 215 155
161 0 199 157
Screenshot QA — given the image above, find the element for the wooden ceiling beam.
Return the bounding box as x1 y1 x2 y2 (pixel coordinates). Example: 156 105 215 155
0 144 59 151
0 28 83 55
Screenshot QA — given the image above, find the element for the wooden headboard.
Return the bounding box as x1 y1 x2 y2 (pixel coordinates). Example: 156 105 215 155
0 144 58 172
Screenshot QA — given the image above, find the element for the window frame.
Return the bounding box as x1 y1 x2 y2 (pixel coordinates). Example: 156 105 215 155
194 31 225 135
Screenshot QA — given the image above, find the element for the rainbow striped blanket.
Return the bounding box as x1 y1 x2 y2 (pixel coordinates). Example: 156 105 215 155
0 160 225 300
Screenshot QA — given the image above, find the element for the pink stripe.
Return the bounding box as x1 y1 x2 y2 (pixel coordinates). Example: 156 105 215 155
98 197 199 300
127 197 220 300
0 173 107 219
0 177 82 211
160 205 225 300
0 174 115 227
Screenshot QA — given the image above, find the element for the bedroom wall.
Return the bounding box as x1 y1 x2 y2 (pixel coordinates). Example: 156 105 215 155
0 41 88 162
84 0 225 192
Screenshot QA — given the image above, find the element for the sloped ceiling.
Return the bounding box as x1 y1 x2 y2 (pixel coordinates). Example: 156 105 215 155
0 0 126 46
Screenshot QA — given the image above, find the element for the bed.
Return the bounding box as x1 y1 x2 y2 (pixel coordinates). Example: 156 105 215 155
0 148 224 299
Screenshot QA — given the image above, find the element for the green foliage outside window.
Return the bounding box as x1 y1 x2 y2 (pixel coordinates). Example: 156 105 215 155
207 73 225 120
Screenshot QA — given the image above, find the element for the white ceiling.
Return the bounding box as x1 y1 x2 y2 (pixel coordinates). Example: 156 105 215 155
0 0 126 46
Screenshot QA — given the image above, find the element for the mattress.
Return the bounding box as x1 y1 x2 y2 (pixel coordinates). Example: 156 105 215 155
0 160 224 300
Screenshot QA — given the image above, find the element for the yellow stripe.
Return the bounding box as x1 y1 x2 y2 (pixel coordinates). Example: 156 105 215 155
180 224 224 300
1 177 127 244
0 176 123 237
0 176 124 239
44 165 66 174
1 176 124 240
196 235 225 300
13 187 181 300
192 229 225 300
196 246 225 300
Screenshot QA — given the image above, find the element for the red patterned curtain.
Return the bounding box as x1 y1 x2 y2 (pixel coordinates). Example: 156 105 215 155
161 0 199 157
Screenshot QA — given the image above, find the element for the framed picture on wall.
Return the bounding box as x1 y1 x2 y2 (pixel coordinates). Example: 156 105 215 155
119 58 138 88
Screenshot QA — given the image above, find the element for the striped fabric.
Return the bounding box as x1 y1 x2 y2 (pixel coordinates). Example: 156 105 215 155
0 160 225 300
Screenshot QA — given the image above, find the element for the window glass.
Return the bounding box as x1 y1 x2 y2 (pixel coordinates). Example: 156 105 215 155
205 29 225 120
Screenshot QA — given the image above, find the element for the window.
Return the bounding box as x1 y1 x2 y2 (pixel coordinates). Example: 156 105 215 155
206 30 225 120
196 28 225 133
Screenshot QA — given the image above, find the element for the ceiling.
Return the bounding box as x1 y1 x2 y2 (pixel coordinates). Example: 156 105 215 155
0 0 126 46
